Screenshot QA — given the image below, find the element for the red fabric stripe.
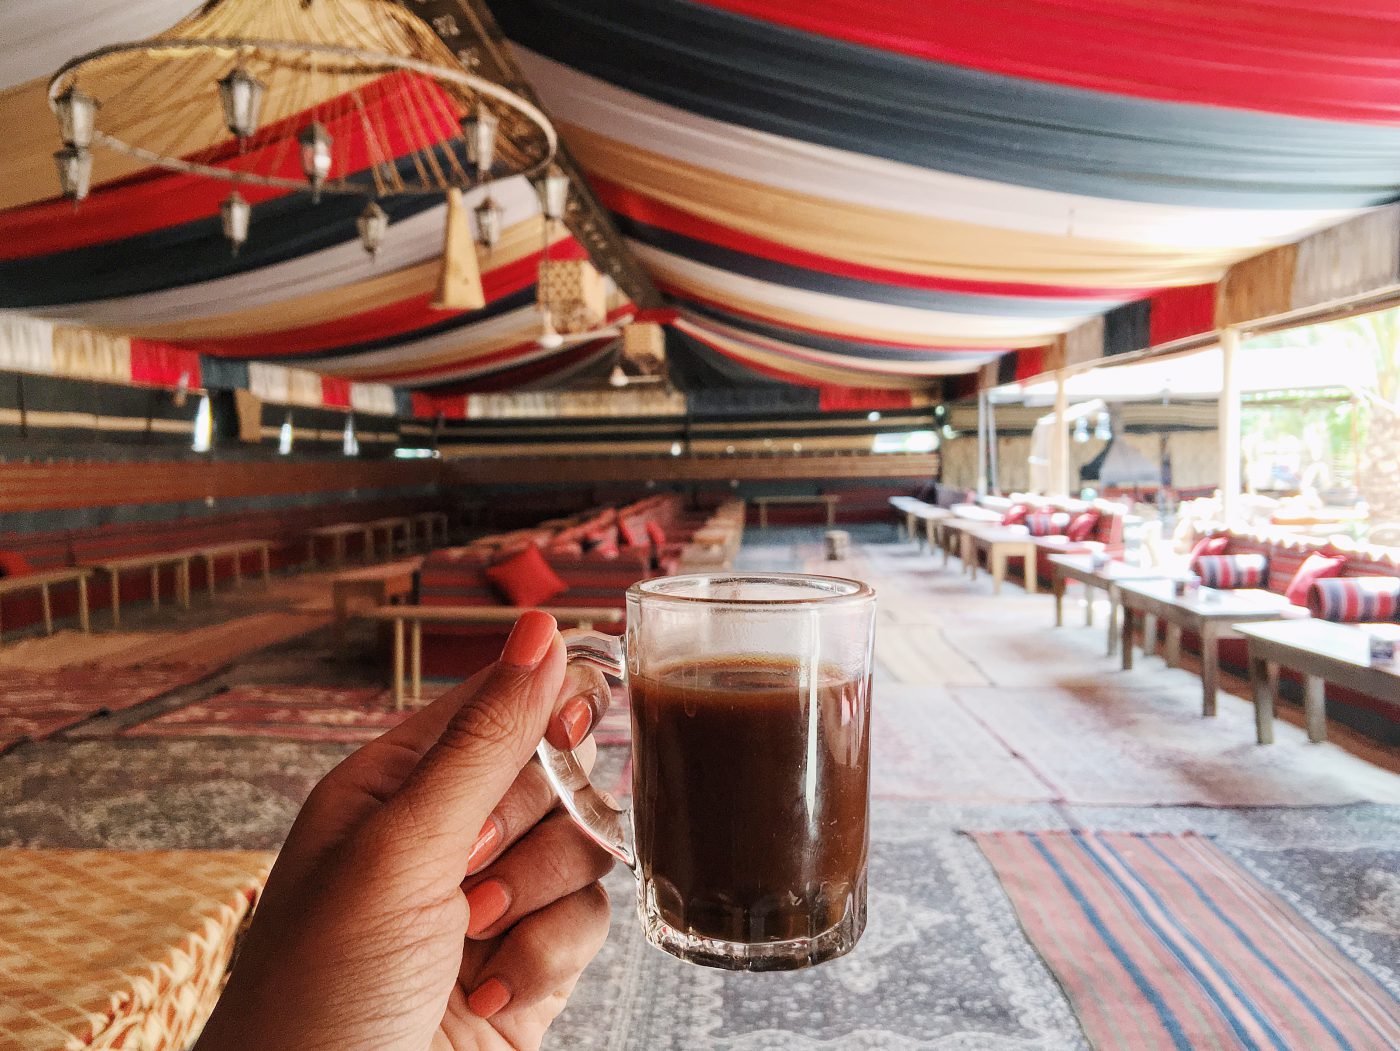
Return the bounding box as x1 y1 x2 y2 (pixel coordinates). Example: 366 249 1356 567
818 387 914 411
593 176 1134 300
693 1 1400 125
320 376 352 409
128 339 202 388
0 72 463 260
189 240 585 358
1148 283 1218 345
412 392 466 418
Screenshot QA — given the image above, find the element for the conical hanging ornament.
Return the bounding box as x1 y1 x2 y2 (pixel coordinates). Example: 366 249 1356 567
432 188 486 310
298 121 333 202
220 190 251 256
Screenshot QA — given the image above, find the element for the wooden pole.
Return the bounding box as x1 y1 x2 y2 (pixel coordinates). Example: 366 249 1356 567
976 389 988 498
1219 327 1243 522
1051 369 1070 496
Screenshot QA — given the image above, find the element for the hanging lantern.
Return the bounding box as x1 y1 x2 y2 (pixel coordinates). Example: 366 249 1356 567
536 168 569 221
216 67 265 139
298 121 333 200
463 104 498 174
220 190 251 255
473 196 502 248
537 312 564 349
1094 411 1113 442
53 86 99 148
356 200 389 257
1073 415 1090 444
53 147 92 202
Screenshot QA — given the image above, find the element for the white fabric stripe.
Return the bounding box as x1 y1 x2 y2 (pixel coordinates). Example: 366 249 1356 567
636 243 1076 341
677 315 997 377
32 177 540 328
307 303 543 376
0 0 195 90
517 48 1360 252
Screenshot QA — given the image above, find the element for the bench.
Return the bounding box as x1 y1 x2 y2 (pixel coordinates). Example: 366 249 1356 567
0 567 92 641
193 539 272 597
331 558 422 649
86 551 194 627
754 494 840 528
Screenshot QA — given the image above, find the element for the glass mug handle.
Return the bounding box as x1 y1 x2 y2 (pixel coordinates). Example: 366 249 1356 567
535 628 636 870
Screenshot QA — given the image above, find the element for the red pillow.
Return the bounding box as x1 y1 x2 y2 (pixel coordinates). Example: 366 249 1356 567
484 544 567 608
645 520 667 549
1188 535 1228 565
1284 552 1346 607
1001 504 1031 527
1066 511 1100 542
0 552 33 578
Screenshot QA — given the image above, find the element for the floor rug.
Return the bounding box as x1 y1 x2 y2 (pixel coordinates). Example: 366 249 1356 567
0 667 208 754
122 684 418 743
974 830 1400 1050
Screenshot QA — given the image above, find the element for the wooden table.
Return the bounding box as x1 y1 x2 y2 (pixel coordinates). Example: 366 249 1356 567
1116 580 1309 717
754 494 840 528
909 503 950 549
87 552 192 627
0 568 91 642
1236 620 1400 745
306 522 373 569
1049 554 1171 655
411 511 450 551
331 558 422 650
967 528 1037 594
365 516 412 560
364 604 620 709
889 495 922 542
194 539 271 597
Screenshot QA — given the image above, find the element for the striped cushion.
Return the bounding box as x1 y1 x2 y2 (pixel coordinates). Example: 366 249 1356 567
1193 554 1269 589
1307 576 1400 623
1025 511 1070 537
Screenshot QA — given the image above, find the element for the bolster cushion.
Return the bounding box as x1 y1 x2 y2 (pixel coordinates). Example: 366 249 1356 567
1193 554 1269 589
1307 577 1400 623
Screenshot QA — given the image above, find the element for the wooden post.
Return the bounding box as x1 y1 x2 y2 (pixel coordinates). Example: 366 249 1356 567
1219 326 1243 523
976 389 988 498
1050 369 1070 497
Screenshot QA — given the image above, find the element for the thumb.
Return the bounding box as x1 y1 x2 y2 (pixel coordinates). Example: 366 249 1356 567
360 611 565 889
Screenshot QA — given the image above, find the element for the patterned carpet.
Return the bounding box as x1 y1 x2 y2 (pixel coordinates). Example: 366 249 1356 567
0 525 1398 1049
121 684 420 743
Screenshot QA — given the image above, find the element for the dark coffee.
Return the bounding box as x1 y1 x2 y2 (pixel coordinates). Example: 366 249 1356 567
630 655 871 945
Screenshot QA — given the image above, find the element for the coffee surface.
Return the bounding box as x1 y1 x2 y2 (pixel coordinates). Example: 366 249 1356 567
631 656 871 944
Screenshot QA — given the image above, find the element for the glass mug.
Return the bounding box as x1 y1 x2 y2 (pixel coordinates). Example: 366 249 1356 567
537 573 876 971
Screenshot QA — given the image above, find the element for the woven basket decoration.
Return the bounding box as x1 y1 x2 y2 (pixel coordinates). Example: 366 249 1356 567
537 259 605 333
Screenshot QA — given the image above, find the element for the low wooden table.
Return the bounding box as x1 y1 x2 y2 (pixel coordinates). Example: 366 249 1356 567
331 558 422 650
909 503 950 550
364 604 620 708
888 495 922 543
195 539 272 597
1236 620 1400 745
754 494 840 528
306 522 373 569
1049 554 1171 656
365 516 412 560
411 511 450 551
87 552 192 628
967 528 1037 594
937 516 994 570
0 568 91 642
1117 580 1309 717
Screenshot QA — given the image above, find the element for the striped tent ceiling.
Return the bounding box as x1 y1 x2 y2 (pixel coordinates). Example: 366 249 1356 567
2 0 1399 397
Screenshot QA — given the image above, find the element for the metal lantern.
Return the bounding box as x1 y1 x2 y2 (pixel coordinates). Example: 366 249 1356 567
1094 411 1113 442
536 168 569 221
216 67 265 139
463 104 498 173
220 190 251 255
298 121 333 199
356 200 389 257
1073 415 1090 444
473 195 502 248
53 86 98 148
53 147 92 202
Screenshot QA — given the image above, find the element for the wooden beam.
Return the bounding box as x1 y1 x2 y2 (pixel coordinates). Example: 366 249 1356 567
1219 326 1243 522
443 453 940 486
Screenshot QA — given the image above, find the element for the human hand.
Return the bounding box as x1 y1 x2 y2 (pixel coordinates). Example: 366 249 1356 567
195 611 616 1051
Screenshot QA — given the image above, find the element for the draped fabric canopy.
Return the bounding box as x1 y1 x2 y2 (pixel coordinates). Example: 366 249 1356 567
0 0 1398 401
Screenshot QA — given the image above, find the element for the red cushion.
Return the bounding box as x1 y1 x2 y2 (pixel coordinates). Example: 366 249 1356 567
1283 552 1346 607
1188 534 1229 564
1066 511 1100 542
593 538 620 559
0 552 34 578
645 520 667 549
484 545 568 608
1001 504 1031 526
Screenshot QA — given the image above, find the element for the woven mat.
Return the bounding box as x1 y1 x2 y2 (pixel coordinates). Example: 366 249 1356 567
0 849 274 1051
975 831 1400 1050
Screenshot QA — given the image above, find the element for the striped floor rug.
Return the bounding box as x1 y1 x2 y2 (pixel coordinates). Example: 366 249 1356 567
975 831 1400 1050
122 684 420 743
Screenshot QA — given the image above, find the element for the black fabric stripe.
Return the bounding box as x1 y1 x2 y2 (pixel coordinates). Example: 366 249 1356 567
1104 300 1152 357
492 0 1400 208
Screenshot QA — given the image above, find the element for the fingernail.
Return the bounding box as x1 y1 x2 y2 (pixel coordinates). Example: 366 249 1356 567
500 610 556 667
465 878 510 936
556 695 592 750
465 817 502 875
467 977 511 1019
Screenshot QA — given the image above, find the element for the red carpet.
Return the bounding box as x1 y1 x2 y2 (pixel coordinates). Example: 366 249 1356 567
0 667 207 753
122 684 419 743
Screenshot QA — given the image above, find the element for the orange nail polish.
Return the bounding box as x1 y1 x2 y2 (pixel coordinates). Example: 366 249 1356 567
557 695 592 750
465 878 510 936
467 977 511 1018
465 817 502 875
501 610 556 667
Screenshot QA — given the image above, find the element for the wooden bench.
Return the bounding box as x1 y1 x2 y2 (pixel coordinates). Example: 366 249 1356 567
410 511 451 551
0 568 92 642
363 604 619 709
331 559 422 650
967 528 1037 595
305 522 374 569
194 539 272 597
364 516 413 560
86 552 193 627
754 494 840 528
